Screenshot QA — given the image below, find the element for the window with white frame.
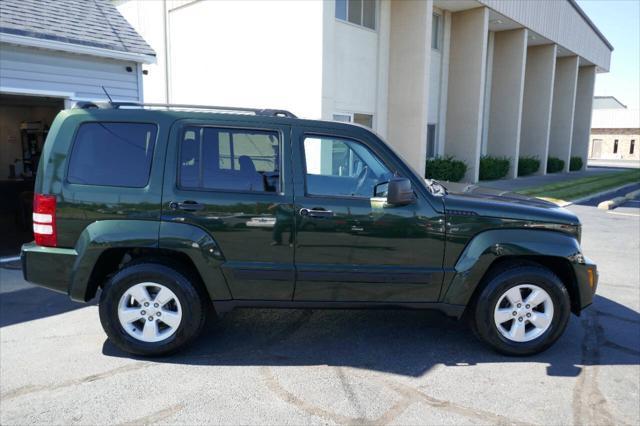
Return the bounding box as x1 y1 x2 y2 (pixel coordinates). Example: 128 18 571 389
335 0 376 30
332 113 374 129
432 13 443 50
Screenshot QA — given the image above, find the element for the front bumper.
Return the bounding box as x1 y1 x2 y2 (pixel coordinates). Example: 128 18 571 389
572 256 598 312
21 242 77 295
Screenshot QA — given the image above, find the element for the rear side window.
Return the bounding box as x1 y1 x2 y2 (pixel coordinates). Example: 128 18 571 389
179 126 281 193
67 122 158 187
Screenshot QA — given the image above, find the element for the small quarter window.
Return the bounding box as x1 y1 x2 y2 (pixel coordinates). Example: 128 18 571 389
179 127 281 193
67 122 157 187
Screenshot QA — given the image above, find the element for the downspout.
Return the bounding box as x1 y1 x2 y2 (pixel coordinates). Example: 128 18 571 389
163 0 171 104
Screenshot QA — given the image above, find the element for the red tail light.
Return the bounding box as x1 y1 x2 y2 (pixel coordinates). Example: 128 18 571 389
33 194 57 247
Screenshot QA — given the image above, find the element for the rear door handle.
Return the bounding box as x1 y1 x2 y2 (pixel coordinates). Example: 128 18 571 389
169 200 205 211
299 208 333 218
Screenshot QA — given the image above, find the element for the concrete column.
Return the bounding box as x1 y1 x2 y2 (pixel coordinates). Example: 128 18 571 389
520 44 557 175
549 56 579 172
444 7 489 183
386 0 432 176
436 10 452 157
486 28 528 178
571 66 597 169
375 0 391 139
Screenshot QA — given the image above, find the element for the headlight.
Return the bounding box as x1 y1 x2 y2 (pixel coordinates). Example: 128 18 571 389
524 223 581 241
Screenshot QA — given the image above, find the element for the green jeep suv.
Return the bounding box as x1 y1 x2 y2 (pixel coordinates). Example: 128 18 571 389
21 103 598 356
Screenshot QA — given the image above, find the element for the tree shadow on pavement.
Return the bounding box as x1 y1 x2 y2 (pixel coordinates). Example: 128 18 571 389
101 295 640 378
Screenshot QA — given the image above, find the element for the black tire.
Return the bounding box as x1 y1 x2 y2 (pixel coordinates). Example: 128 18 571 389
99 261 207 356
471 264 571 356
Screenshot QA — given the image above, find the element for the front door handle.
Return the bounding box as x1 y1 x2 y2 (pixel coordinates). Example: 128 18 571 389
299 208 333 218
169 200 205 212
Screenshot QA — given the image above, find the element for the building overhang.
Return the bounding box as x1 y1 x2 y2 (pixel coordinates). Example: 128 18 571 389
0 32 157 65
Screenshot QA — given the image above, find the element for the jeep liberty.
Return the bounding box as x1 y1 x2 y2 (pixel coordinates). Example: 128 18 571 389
21 103 598 356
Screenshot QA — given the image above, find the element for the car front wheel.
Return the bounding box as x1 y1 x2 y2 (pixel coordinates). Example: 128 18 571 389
472 264 571 356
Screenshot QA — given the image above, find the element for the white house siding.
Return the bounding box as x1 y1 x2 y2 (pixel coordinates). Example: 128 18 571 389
327 20 378 118
479 0 611 71
0 43 141 102
165 0 323 119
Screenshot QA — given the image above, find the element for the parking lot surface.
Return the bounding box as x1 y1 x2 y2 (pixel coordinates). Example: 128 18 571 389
1 201 639 425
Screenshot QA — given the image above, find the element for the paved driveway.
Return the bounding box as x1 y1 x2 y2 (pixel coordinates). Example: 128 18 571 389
1 201 638 425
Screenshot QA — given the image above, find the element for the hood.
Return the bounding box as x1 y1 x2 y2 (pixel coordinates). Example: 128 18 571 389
442 182 580 225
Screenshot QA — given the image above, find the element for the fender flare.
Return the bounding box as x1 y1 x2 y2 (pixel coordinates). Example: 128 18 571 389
69 220 231 302
441 229 581 306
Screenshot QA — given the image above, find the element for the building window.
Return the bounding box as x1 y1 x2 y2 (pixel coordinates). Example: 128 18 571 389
631 140 636 155
332 113 351 123
353 113 373 128
432 13 443 50
332 113 374 129
613 139 619 154
427 124 437 158
335 0 375 30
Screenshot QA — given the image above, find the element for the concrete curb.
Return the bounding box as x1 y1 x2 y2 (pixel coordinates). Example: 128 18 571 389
597 186 640 210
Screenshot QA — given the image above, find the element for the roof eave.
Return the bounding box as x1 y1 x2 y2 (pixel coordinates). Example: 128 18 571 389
0 32 156 64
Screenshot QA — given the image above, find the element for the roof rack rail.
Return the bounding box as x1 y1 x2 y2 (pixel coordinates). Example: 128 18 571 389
75 101 297 118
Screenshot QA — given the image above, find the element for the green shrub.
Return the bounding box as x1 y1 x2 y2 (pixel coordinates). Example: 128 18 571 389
479 156 510 180
569 156 583 171
547 157 565 173
518 156 540 177
425 156 467 182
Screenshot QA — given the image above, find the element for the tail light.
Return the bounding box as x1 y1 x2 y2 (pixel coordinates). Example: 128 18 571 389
33 194 57 247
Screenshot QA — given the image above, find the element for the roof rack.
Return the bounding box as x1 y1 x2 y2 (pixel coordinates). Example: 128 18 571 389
74 101 297 118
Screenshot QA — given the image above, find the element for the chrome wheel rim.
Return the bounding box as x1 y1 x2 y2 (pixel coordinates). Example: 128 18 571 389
493 284 554 343
117 282 182 343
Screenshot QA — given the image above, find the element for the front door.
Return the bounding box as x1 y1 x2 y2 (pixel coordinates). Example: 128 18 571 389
292 127 446 302
162 119 295 300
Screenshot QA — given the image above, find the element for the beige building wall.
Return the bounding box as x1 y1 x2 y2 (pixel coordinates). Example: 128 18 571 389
549 56 579 172
589 131 640 160
571 66 597 168
486 28 528 178
444 7 489 183
519 44 557 175
386 0 433 175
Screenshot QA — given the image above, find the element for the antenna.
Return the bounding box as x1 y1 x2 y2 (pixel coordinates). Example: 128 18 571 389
101 86 114 106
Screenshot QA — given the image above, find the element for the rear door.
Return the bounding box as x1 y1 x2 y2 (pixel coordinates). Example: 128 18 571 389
161 118 294 300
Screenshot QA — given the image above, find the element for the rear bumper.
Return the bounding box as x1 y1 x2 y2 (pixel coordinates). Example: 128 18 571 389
572 256 598 312
21 242 77 295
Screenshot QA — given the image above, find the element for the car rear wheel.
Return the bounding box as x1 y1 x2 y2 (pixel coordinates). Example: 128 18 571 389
472 264 571 356
99 261 207 356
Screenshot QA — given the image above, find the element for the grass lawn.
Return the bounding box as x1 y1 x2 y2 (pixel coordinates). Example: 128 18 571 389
518 169 640 202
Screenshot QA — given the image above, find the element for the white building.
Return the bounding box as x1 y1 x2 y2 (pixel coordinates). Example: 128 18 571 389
589 96 640 163
117 0 612 182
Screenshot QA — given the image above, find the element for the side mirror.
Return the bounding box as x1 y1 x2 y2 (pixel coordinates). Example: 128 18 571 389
386 177 414 206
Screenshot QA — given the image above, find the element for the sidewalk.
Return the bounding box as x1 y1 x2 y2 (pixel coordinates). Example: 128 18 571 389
477 167 626 191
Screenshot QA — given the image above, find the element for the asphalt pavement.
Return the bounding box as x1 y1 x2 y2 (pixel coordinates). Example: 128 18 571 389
1 193 639 425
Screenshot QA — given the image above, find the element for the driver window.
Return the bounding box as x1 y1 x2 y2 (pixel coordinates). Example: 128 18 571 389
303 136 391 197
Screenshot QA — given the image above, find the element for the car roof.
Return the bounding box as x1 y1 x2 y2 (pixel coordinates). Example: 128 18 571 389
63 104 370 133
